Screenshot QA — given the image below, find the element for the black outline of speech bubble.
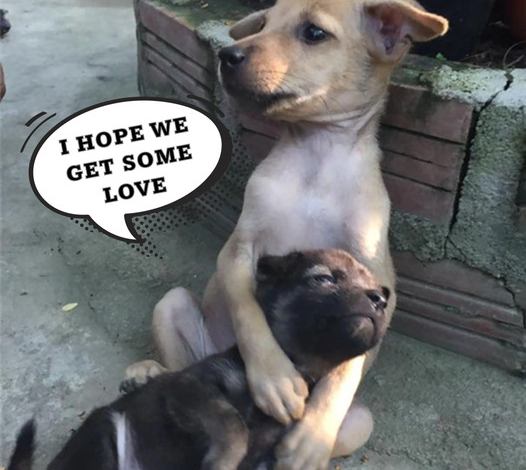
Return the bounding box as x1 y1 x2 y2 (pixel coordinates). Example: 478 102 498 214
29 97 232 244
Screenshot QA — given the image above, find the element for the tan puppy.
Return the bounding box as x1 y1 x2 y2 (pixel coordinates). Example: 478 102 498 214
128 1 448 469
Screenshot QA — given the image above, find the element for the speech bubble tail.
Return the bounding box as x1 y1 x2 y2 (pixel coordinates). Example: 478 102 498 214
88 214 143 243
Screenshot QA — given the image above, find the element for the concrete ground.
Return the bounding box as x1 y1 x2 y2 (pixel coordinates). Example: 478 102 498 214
0 1 524 469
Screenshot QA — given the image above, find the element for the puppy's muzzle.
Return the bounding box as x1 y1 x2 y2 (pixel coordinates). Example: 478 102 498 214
218 44 296 111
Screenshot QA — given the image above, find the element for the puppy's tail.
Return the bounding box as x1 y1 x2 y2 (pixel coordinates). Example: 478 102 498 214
7 419 36 470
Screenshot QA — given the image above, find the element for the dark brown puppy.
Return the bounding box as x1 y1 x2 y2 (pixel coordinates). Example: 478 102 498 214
8 249 389 470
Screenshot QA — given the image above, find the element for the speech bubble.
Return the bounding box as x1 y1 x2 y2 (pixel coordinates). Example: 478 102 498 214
29 98 231 242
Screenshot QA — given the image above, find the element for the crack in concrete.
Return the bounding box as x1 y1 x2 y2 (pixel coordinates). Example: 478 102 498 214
445 236 524 327
438 70 526 334
440 73 522 312
441 83 505 250
503 70 514 92
444 237 466 263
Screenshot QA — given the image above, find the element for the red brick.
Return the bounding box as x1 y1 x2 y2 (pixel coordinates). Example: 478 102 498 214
139 59 178 97
391 310 526 373
397 276 523 326
144 47 211 99
383 173 455 224
384 83 474 144
381 150 459 191
142 31 213 89
393 251 516 307
397 293 525 346
379 126 464 169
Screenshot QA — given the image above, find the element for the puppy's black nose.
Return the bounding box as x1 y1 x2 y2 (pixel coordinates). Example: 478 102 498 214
365 289 388 311
219 46 246 69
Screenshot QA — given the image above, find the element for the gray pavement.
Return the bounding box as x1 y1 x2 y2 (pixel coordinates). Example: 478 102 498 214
0 1 524 469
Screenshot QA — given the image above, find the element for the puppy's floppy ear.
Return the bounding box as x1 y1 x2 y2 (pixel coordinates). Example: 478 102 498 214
256 252 304 283
229 9 268 40
364 1 448 63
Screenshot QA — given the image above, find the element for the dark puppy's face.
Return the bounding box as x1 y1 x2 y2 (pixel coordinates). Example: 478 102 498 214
255 249 389 373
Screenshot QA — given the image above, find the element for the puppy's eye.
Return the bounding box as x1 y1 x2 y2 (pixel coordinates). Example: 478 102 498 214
301 24 328 44
312 274 336 284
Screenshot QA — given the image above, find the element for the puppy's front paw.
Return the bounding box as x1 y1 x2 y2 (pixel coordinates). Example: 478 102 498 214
274 412 335 470
120 360 167 394
246 350 308 425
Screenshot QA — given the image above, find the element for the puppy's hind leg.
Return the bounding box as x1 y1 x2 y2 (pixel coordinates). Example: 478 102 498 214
199 401 249 470
124 287 217 391
331 403 374 458
153 287 217 371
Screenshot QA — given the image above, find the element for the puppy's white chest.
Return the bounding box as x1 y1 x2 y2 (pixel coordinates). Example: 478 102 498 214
254 172 348 253
293 186 341 222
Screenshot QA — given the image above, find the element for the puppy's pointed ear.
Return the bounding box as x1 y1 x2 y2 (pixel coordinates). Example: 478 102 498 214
229 9 268 40
364 1 448 63
256 252 304 283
